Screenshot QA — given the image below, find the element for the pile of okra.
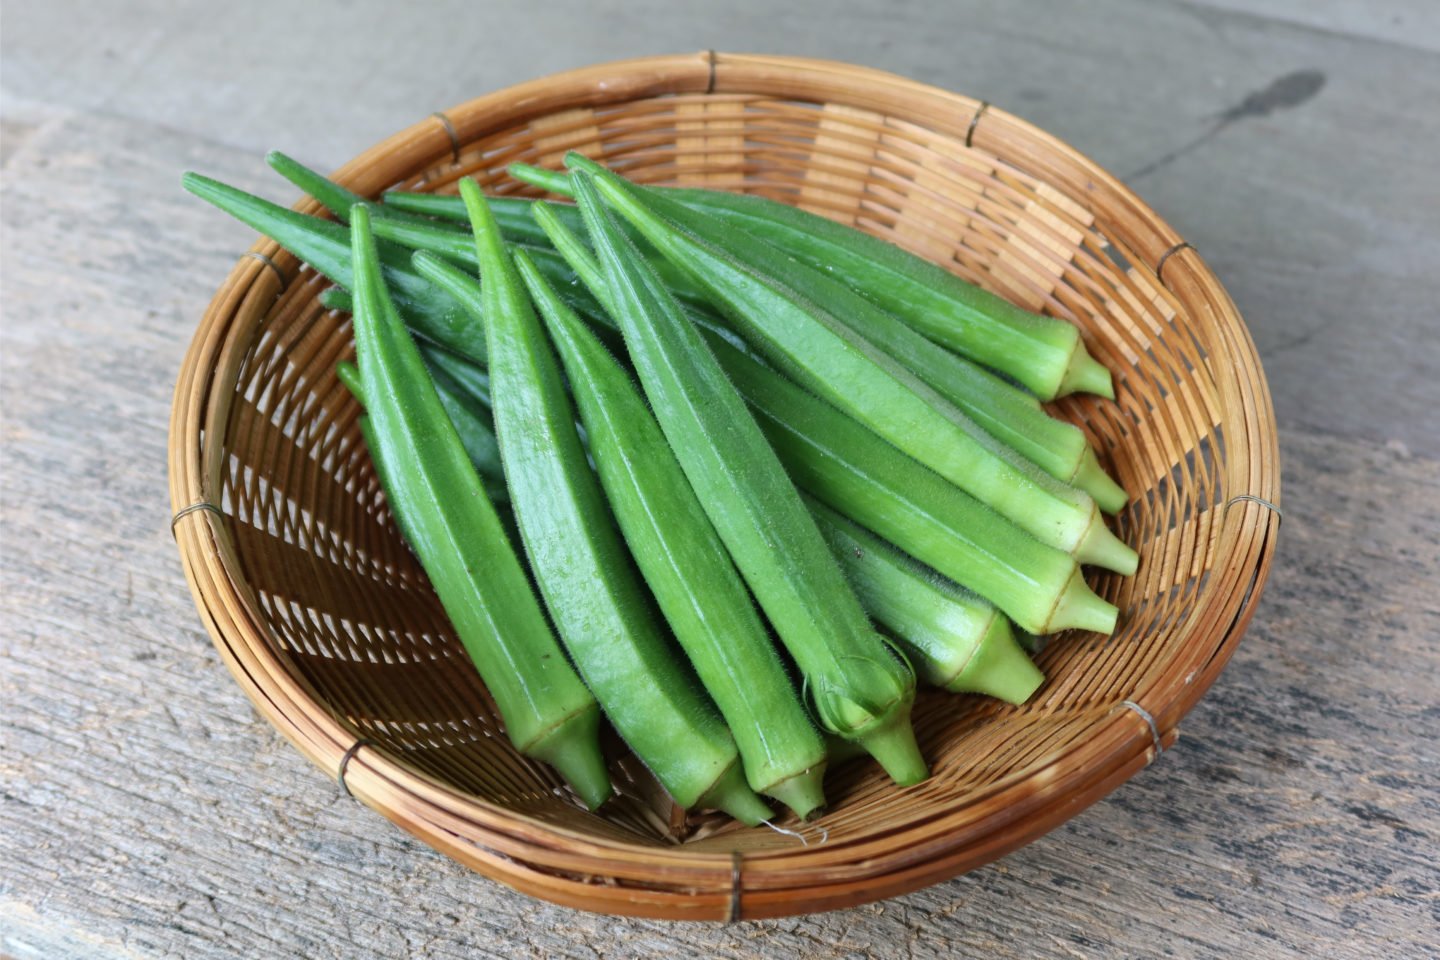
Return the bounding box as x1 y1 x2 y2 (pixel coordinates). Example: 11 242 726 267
183 151 1138 823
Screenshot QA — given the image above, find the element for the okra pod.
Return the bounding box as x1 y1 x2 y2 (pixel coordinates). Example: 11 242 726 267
416 345 505 500
415 180 773 823
552 156 1125 513
529 197 1115 636
180 172 486 363
579 160 1135 574
711 328 1119 636
392 171 1113 401
561 173 926 786
336 205 609 809
810 500 1044 704
508 162 1113 400
513 249 827 818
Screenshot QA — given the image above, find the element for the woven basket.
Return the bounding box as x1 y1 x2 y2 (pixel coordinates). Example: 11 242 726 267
170 52 1280 920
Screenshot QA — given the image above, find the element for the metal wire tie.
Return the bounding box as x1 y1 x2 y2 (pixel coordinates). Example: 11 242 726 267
1119 699 1165 763
337 737 377 799
726 850 744 922
431 112 462 165
1155 241 1196 287
1224 493 1284 529
242 251 287 290
170 501 225 538
966 100 990 149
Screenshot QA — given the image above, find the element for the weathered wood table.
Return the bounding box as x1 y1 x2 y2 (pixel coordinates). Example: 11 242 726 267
3 2 1436 957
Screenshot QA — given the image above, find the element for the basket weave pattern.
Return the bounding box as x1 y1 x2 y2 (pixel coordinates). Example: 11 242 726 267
170 53 1280 919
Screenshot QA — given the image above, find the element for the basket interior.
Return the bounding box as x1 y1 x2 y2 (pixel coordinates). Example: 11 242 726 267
213 90 1233 852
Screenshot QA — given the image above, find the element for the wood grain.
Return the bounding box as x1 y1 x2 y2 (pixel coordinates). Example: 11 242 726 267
2 0 1439 956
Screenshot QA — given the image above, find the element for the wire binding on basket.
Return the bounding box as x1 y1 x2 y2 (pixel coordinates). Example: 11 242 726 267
431 112 462 165
705 49 717 94
170 501 224 537
726 851 744 922
337 737 377 799
242 251 287 290
1118 699 1165 763
965 101 990 149
1224 494 1284 529
1155 241 1196 287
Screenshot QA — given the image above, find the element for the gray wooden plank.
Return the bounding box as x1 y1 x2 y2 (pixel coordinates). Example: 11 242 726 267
1183 0 1440 54
2 101 1438 960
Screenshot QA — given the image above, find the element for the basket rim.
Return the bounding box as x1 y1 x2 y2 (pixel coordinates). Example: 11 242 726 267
169 51 1281 920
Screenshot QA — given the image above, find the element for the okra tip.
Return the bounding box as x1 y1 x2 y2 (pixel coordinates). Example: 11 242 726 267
319 286 352 313
334 361 364 405
763 764 829 822
697 762 774 827
1075 511 1140 576
945 619 1045 705
179 170 219 198
526 705 613 812
1057 347 1116 400
507 162 572 196
1074 448 1130 515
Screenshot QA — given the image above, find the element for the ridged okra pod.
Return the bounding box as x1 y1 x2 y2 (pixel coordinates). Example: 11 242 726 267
511 157 1126 513
179 173 486 363
513 250 827 818
561 173 926 786
529 197 1115 637
576 160 1135 574
414 180 772 822
387 166 1114 400
335 205 609 809
710 329 1119 636
810 500 1044 704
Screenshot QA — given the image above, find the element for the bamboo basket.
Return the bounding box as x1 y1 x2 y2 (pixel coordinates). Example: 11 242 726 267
170 53 1280 920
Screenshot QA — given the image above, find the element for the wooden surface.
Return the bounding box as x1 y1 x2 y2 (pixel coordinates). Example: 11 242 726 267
2 1 1437 957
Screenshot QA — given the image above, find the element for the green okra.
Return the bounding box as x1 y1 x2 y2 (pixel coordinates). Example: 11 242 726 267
513 249 827 818
394 166 1114 401
505 161 1113 401
529 197 1116 636
394 176 1125 512
810 500 1044 704
364 201 704 317
416 345 505 500
386 184 591 250
547 155 1126 514
711 327 1119 636
317 285 505 499
560 172 926 786
414 179 772 823
180 172 486 363
335 205 609 809
577 159 1135 574
266 150 369 222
